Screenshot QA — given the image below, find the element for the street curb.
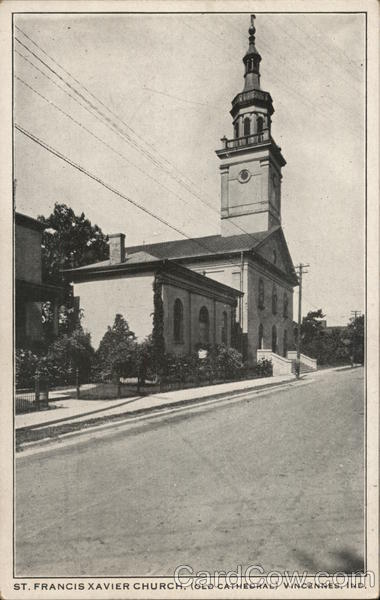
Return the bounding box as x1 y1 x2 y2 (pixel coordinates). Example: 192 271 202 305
17 395 143 432
16 376 298 453
17 376 295 432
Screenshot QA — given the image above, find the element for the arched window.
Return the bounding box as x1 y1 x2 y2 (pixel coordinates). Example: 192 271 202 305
244 117 251 136
272 325 277 353
199 306 210 345
258 278 265 309
283 293 289 318
221 311 228 345
257 116 264 134
272 285 278 315
283 330 288 357
234 121 239 139
173 298 184 343
258 323 264 349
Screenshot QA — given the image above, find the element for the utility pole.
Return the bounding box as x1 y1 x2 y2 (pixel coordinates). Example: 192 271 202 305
350 310 361 366
295 263 309 379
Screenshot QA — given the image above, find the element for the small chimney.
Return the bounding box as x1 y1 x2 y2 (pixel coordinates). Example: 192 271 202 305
109 233 126 264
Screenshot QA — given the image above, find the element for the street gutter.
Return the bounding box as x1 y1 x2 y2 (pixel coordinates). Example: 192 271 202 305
16 376 313 456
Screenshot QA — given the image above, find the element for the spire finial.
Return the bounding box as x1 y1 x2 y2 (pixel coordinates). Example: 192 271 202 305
248 14 256 45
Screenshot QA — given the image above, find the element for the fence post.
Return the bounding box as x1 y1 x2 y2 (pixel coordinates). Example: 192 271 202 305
34 370 40 405
76 367 80 399
117 377 121 399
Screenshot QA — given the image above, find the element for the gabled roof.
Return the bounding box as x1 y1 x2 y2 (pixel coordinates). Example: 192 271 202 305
71 250 158 271
66 227 298 287
124 229 271 261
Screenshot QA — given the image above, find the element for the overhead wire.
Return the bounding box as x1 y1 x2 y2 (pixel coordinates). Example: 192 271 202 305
14 71 211 221
13 22 315 277
14 24 215 203
15 123 272 278
14 38 280 245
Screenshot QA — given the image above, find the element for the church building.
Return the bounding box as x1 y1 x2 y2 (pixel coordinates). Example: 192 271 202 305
68 16 298 365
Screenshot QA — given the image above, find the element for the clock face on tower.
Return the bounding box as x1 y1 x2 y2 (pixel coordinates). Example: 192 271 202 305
238 169 251 183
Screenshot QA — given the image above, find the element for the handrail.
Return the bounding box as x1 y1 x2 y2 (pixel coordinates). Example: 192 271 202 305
221 130 270 150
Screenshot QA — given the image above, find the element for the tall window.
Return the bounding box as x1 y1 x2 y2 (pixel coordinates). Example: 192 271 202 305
244 117 251 136
221 311 228 345
258 278 265 309
234 121 239 139
272 325 277 353
283 330 288 357
257 116 264 134
173 298 184 343
272 285 277 315
283 293 289 318
258 323 264 349
199 306 210 345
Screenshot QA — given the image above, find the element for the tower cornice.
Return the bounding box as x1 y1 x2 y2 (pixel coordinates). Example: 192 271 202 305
230 89 274 118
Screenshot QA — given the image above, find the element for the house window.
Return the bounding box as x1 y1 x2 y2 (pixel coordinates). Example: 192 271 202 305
258 278 264 309
272 285 277 315
283 330 288 357
244 117 250 136
199 306 210 345
258 323 264 349
173 298 184 343
221 311 228 345
272 325 277 353
283 293 289 318
234 121 239 139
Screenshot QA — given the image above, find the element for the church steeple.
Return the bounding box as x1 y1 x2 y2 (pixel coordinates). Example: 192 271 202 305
216 15 286 237
243 15 262 92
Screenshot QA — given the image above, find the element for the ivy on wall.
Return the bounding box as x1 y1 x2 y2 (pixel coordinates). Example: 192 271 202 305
152 274 165 375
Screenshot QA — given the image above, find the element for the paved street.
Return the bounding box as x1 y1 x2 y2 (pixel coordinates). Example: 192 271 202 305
16 368 365 577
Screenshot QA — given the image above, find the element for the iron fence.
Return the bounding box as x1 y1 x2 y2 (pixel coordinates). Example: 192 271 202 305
15 377 49 414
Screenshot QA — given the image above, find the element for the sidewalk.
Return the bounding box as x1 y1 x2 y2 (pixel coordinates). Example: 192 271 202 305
16 373 296 431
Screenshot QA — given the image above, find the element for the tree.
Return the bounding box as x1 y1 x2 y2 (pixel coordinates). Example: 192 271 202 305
346 314 365 364
96 314 137 381
38 203 109 339
296 309 325 362
42 325 95 385
38 203 109 282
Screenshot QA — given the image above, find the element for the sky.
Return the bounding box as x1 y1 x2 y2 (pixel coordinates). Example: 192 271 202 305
13 12 366 325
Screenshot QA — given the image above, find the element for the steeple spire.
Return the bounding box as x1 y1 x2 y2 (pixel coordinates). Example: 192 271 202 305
243 14 262 92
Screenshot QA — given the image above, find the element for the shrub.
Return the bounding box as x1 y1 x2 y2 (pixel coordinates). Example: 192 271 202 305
254 358 273 377
44 326 95 385
95 314 136 381
213 344 244 379
15 349 39 389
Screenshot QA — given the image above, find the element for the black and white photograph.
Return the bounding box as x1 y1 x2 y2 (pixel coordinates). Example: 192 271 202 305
0 1 379 598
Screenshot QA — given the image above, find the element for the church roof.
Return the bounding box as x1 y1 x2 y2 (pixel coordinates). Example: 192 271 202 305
66 227 298 286
124 229 272 261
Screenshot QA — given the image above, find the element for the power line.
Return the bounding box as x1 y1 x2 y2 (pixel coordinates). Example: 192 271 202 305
14 123 258 275
15 25 215 205
15 35 229 219
14 72 210 221
15 43 275 245
14 123 209 245
14 20 329 276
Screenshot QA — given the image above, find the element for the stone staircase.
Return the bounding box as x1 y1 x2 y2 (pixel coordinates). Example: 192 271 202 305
286 351 318 374
256 349 317 377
